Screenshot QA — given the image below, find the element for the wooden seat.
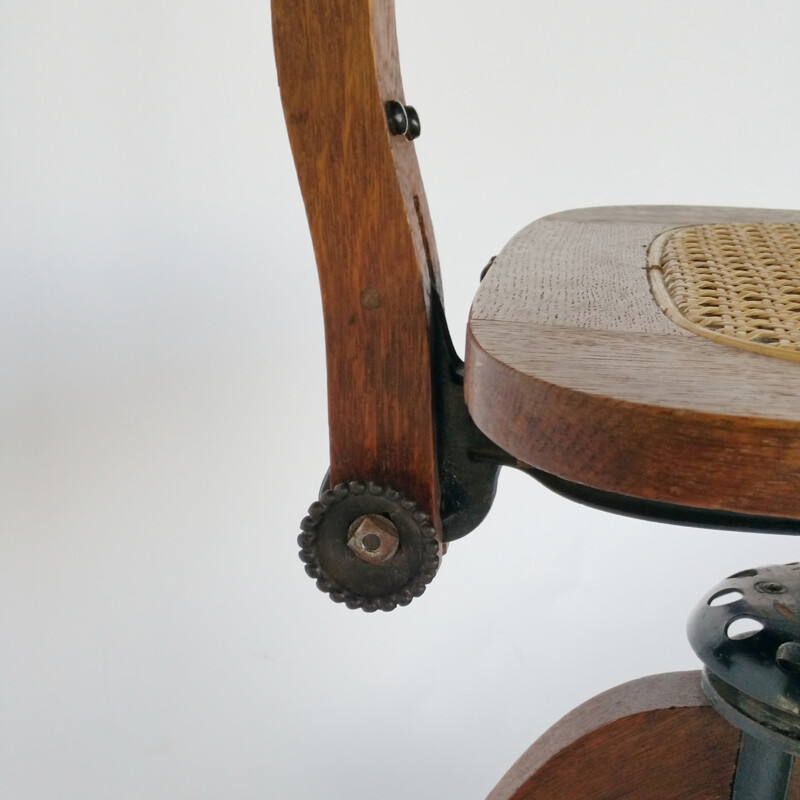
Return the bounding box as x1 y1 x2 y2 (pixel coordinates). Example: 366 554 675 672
466 205 800 519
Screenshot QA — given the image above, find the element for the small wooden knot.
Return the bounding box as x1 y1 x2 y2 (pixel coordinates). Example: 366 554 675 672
360 286 382 310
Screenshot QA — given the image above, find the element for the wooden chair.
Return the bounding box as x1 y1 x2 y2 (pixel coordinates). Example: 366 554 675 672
273 2 800 797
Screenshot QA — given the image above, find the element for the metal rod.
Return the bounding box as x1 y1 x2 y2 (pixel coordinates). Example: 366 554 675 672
731 734 792 800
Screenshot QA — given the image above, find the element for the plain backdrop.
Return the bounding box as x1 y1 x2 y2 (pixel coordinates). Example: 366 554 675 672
4 2 800 798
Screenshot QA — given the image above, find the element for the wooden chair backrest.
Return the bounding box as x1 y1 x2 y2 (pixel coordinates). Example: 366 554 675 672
273 0 443 529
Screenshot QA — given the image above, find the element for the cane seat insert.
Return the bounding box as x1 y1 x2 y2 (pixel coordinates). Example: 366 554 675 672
650 221 800 360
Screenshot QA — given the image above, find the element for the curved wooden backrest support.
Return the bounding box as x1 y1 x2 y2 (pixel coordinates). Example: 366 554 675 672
273 0 443 531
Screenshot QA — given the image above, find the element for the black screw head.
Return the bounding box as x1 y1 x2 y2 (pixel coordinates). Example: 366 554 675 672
385 100 408 136
405 106 421 140
756 581 786 594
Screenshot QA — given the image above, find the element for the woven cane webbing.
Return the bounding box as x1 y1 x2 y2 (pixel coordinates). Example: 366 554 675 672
648 223 800 363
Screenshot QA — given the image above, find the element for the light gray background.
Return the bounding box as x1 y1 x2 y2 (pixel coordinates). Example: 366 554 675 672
4 2 800 798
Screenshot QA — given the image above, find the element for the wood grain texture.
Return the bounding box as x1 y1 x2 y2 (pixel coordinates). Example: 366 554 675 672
488 671 800 800
467 205 800 518
540 205 800 225
471 206 800 334
486 671 741 800
273 0 442 525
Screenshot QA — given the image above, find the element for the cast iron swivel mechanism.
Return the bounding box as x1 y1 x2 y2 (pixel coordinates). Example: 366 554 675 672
689 564 800 799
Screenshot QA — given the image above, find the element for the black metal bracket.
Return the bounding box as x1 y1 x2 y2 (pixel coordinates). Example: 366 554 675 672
429 290 505 542
515 466 800 536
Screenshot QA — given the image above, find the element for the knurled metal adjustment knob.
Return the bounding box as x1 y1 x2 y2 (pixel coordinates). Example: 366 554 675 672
687 562 800 752
298 481 442 612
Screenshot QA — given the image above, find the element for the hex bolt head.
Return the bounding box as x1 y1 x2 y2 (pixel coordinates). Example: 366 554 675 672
347 514 399 564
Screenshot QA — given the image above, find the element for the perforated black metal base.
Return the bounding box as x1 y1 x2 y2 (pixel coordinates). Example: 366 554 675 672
688 563 800 798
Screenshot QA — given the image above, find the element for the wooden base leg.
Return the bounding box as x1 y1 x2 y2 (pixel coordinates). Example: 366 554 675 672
486 670 800 800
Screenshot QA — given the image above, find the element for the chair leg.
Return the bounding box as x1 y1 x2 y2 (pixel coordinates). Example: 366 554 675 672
486 671 741 800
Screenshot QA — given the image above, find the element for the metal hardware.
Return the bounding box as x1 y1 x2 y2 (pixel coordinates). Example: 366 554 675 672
688 564 800 799
385 100 408 136
347 514 399 564
385 100 420 140
429 290 503 542
298 481 441 612
730 734 792 800
405 105 421 140
757 581 787 594
688 562 800 724
508 465 800 536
